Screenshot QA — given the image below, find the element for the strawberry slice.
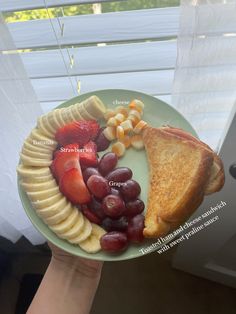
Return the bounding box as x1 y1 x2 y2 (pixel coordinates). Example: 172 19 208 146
55 120 99 146
60 168 91 205
80 141 98 167
51 144 80 181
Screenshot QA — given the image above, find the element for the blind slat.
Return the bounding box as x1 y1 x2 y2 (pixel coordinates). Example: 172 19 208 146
0 0 126 12
20 41 177 78
6 8 179 50
31 69 174 102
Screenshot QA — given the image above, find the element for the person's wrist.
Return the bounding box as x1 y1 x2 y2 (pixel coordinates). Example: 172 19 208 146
50 256 103 280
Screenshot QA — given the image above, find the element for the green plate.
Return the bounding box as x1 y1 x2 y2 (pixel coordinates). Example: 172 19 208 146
18 89 197 261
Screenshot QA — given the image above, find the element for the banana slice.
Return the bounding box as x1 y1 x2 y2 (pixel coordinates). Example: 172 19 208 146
21 173 54 184
29 129 57 149
61 107 71 125
27 186 60 202
60 210 85 239
22 147 52 160
78 103 95 120
42 114 57 134
37 116 55 139
53 108 65 128
23 140 51 154
49 208 79 234
79 224 106 253
68 218 92 244
17 165 51 178
47 110 61 131
71 104 84 121
66 106 77 122
36 196 68 218
84 95 106 119
20 153 52 167
32 193 62 210
20 178 57 192
44 202 72 225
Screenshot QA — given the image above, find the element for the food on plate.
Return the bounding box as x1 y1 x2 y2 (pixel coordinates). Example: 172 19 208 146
142 126 225 238
17 95 146 254
103 100 148 158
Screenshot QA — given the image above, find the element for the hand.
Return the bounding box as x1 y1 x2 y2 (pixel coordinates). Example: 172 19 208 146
48 242 103 279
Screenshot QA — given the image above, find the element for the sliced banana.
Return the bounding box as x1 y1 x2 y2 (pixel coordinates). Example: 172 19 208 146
27 186 60 202
43 114 57 134
79 103 95 120
65 106 77 122
71 104 84 121
60 210 85 239
47 110 61 131
49 208 79 234
44 202 72 225
68 218 92 244
79 224 106 253
61 107 72 125
32 193 62 210
21 173 54 184
53 108 65 128
22 147 52 160
23 140 51 154
37 116 55 139
20 153 52 167
36 196 68 218
84 95 106 119
20 178 57 193
29 129 57 149
17 165 51 178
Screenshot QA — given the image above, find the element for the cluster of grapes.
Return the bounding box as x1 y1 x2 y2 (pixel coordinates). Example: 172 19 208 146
81 152 145 252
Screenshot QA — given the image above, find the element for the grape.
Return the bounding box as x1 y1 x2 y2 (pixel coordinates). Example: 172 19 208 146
83 167 100 183
102 216 128 232
100 231 128 252
87 175 111 199
98 152 118 176
120 180 141 201
127 214 144 243
110 188 121 197
81 205 101 224
125 199 145 217
106 167 133 184
102 195 125 218
89 196 106 219
95 129 110 152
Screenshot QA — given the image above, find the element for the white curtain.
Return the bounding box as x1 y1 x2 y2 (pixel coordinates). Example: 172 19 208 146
172 0 236 150
0 13 45 244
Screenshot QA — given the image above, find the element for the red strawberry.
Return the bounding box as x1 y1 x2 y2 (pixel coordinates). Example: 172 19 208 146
51 144 80 181
80 141 98 167
55 120 99 146
59 168 91 205
81 205 101 224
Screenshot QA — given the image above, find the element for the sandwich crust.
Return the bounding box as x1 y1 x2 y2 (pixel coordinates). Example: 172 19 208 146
142 127 214 238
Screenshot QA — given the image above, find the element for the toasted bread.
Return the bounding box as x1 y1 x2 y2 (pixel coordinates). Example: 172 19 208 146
142 127 214 238
160 126 225 195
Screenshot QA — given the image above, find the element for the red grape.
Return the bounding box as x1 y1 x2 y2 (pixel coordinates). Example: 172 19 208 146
95 129 110 152
81 205 101 224
89 196 106 219
110 188 121 197
87 175 111 199
120 180 141 201
102 195 125 218
98 152 118 176
127 214 144 243
125 199 145 217
102 216 128 232
83 167 100 183
100 231 128 252
106 167 132 183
